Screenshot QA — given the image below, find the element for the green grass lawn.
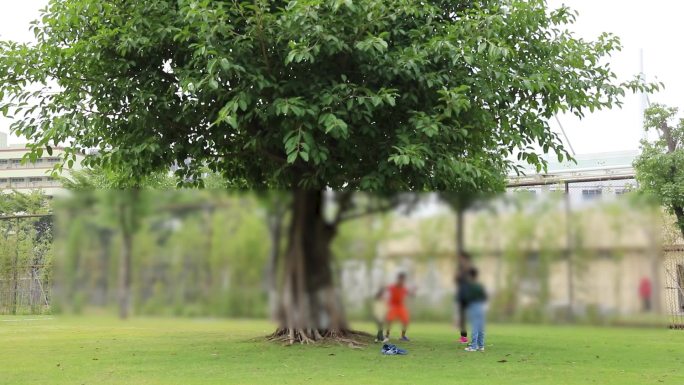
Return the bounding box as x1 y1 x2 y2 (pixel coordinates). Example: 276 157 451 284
1 316 683 385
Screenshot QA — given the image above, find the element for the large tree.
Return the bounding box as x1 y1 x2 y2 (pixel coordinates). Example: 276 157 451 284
1 0 653 342
635 104 684 238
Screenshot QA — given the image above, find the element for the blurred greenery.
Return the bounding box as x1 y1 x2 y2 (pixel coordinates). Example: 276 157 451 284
52 188 271 318
0 186 672 327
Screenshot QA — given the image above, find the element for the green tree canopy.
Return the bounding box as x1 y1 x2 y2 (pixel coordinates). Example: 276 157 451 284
0 0 652 190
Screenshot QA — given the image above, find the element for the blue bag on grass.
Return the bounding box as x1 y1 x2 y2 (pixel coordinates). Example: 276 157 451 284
381 343 408 355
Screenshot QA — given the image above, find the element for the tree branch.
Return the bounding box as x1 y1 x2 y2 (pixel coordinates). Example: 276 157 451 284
338 193 421 222
339 204 395 222
261 148 287 164
331 190 355 226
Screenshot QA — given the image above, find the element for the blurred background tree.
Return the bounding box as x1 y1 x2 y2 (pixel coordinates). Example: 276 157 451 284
635 104 684 238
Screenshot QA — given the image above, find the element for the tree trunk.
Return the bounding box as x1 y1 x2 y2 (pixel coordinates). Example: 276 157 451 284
203 208 215 297
456 206 464 255
117 189 138 320
118 219 132 319
97 229 112 306
266 206 284 321
271 189 360 344
565 182 575 321
674 206 684 241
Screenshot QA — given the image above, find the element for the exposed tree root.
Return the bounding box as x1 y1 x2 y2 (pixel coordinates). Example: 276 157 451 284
267 328 372 347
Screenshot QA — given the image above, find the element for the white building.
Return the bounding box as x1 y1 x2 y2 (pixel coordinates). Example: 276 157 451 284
0 132 82 196
507 150 638 206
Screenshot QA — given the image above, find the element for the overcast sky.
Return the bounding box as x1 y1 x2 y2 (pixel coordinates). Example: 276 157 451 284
1 0 683 155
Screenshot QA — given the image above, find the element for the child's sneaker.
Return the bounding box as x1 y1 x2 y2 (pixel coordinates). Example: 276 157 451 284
477 347 485 352
400 336 410 342
459 336 468 344
382 337 390 343
464 346 478 352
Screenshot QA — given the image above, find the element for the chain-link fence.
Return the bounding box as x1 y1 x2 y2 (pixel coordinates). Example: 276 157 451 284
664 252 684 329
0 212 53 315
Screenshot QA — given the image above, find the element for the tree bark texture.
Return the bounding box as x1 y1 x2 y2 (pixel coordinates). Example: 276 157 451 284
456 206 464 256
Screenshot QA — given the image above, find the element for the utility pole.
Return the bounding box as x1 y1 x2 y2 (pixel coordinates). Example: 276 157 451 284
565 181 574 321
639 48 650 144
11 219 19 315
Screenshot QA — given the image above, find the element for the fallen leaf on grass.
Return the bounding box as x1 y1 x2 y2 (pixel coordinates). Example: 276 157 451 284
498 360 507 363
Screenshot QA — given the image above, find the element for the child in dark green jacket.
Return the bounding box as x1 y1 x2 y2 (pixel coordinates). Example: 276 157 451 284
462 268 487 352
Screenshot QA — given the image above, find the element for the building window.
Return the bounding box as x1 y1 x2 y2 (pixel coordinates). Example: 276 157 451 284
582 189 602 200
519 253 542 297
29 177 43 182
0 160 7 169
0 178 8 187
10 178 26 187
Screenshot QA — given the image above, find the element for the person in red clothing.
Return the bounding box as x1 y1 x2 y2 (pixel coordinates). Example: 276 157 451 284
639 277 652 312
385 272 415 341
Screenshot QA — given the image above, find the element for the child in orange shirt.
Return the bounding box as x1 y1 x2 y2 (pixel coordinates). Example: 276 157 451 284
385 272 415 341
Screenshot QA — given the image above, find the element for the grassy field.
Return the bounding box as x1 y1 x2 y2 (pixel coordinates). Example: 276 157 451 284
1 316 683 385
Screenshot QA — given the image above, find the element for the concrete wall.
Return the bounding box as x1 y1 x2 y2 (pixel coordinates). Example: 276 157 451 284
339 252 672 318
340 203 678 318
